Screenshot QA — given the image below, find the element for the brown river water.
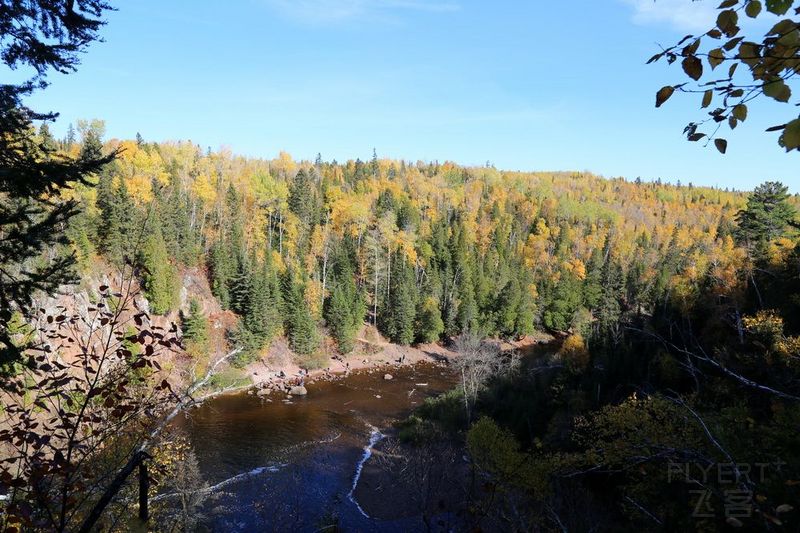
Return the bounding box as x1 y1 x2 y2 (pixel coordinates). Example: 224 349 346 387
169 362 458 532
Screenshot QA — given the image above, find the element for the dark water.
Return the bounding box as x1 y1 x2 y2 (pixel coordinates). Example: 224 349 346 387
172 362 457 532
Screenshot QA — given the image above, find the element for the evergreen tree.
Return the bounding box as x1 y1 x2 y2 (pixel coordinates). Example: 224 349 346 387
381 255 417 345
209 241 234 309
139 225 180 315
736 181 798 247
182 299 209 355
495 276 522 338
543 270 583 332
282 269 319 355
416 296 445 343
228 253 252 317
288 168 314 226
325 277 362 353
244 253 282 343
0 0 114 366
95 174 135 266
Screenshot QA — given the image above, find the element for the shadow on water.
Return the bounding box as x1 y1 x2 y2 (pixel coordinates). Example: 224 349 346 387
170 362 458 532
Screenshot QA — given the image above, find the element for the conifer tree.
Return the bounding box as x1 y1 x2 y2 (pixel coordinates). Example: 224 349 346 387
0 0 115 365
416 296 445 343
736 181 798 248
288 168 314 226
282 269 319 355
182 299 209 356
381 255 417 345
244 253 281 343
95 174 135 266
139 225 180 315
325 278 360 353
209 241 233 309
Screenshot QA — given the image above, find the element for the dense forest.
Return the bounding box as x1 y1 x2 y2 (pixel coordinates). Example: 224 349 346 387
2 0 800 530
11 123 794 529
43 124 785 364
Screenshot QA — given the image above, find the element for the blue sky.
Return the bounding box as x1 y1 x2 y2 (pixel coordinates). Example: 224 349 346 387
22 0 799 192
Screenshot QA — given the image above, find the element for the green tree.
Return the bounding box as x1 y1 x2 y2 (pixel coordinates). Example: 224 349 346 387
139 226 180 315
244 252 282 343
182 299 209 356
381 255 417 345
0 0 115 366
416 296 445 343
736 181 798 246
282 269 319 355
288 168 314 226
95 174 135 265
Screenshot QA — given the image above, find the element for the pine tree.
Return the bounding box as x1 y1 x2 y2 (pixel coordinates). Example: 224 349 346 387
381 255 417 345
95 174 135 266
323 239 364 353
736 181 798 247
182 299 209 355
139 225 180 315
0 0 114 365
416 296 445 343
228 253 252 317
543 269 583 332
209 241 233 309
288 168 314 226
282 269 319 355
244 253 281 343
495 276 521 338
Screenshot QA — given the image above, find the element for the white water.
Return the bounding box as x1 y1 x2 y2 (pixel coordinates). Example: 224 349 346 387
347 425 385 518
151 463 287 502
153 432 342 503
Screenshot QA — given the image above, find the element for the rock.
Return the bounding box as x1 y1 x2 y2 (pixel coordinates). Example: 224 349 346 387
257 388 271 397
384 373 393 380
289 385 307 396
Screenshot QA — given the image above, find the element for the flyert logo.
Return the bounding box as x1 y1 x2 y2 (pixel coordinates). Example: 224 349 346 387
667 460 786 521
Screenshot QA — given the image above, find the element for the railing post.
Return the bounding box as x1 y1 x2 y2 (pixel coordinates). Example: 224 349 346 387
139 461 149 522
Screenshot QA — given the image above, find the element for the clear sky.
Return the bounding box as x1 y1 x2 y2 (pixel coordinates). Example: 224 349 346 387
22 0 799 192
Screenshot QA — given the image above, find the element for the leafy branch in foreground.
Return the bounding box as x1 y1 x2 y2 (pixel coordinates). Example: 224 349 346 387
0 285 178 532
651 0 800 152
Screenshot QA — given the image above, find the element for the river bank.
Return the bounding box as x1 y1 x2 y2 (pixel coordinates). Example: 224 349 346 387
236 329 553 399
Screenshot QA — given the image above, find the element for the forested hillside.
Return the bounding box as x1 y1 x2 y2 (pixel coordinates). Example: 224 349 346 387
6 123 800 531
35 125 798 530
48 124 785 367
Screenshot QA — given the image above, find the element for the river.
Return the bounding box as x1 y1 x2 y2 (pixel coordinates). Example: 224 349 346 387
170 362 458 531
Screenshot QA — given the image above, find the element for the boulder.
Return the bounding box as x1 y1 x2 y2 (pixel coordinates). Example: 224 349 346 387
384 373 393 380
289 385 308 396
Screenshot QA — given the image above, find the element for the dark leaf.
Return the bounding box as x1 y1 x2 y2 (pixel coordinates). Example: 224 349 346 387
682 55 703 80
781 118 800 150
764 79 791 102
656 86 675 107
745 0 762 17
766 0 792 15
